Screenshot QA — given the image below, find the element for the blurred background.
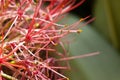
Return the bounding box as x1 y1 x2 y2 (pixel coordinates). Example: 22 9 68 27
72 0 120 51
65 0 120 80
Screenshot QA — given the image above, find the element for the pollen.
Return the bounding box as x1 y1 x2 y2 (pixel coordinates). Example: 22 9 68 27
64 24 68 27
53 43 58 46
77 29 83 33
0 36 2 40
34 23 39 28
80 18 84 22
10 61 16 64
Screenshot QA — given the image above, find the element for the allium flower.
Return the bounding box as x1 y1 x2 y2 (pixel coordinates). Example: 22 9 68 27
0 0 99 80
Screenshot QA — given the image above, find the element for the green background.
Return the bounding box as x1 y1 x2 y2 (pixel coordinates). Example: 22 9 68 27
63 13 120 80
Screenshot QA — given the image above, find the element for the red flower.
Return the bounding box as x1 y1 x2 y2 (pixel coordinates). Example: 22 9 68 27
0 0 98 80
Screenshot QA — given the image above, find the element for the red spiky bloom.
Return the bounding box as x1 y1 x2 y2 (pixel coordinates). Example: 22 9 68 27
0 0 99 80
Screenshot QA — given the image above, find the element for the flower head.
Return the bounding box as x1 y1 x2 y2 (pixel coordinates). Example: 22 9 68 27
0 0 98 80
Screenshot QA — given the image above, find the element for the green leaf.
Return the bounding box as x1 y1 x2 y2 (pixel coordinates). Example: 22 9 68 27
93 0 120 50
63 14 120 80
